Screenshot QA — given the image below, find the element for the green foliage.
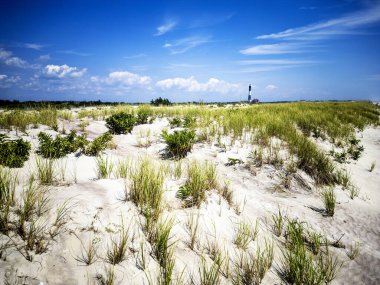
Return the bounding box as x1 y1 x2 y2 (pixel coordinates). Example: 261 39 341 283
37 130 87 159
0 134 31 168
83 132 113 156
151 97 172 106
106 112 136 134
136 107 151 124
162 129 196 158
37 130 112 158
169 117 182 128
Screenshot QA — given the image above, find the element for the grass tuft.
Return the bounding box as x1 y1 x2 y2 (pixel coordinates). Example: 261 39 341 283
321 188 336 217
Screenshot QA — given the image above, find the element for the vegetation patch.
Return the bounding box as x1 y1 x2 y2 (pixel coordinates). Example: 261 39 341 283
162 129 196 159
0 134 31 168
106 112 136 134
177 161 217 207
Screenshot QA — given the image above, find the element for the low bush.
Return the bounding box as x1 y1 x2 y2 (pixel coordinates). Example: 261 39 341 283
83 132 113 156
0 134 31 168
106 112 136 134
169 117 182 128
136 108 151 124
162 129 196 158
37 130 87 159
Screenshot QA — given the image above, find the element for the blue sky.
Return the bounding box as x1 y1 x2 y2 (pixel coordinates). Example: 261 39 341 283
0 0 380 102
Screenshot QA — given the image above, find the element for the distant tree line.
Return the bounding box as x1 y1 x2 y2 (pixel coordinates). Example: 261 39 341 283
150 97 172 106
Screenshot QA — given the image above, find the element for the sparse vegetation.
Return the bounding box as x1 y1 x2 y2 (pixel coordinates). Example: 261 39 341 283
272 208 286 237
233 220 258 250
35 156 56 184
369 161 376 172
232 241 274 285
321 188 336 217
347 241 361 260
128 158 165 240
96 155 114 179
177 161 218 207
105 222 130 265
186 211 200 250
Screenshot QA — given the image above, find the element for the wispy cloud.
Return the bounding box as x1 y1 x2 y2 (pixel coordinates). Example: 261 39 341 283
123 53 146 59
24 43 46 50
155 20 177 36
240 42 309 55
163 36 212 54
367 74 380 81
257 4 380 40
237 59 319 65
38 54 51 61
0 48 39 69
57 50 91 56
265 84 278 90
165 63 207 69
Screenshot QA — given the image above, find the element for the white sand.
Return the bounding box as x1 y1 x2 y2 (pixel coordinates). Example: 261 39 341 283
0 116 379 284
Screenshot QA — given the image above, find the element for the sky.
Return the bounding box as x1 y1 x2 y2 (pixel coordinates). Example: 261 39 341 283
0 0 380 102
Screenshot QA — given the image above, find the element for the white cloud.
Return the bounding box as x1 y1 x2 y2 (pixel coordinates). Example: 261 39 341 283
0 74 7 80
265 84 278 90
44 64 87 78
156 76 239 94
155 20 177 36
240 43 307 55
38 54 51 61
107 71 151 86
0 48 38 68
163 36 212 54
24 43 45 50
256 4 380 40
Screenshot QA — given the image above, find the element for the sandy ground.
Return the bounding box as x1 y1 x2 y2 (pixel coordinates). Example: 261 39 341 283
0 116 379 285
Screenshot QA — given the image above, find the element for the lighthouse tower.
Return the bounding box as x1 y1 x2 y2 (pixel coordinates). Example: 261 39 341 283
248 84 252 102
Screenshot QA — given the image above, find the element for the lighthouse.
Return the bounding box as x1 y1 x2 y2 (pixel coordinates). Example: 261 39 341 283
248 84 252 102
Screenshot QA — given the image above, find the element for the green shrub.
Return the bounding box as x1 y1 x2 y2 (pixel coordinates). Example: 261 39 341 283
83 132 113 156
162 129 196 158
136 108 151 124
169 117 182 128
106 112 136 134
0 134 31 168
183 116 196 128
37 130 87 159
